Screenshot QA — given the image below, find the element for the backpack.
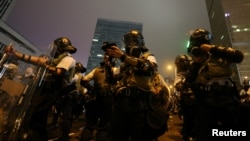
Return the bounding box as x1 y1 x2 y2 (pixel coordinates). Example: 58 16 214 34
150 72 174 114
142 52 174 135
142 52 173 105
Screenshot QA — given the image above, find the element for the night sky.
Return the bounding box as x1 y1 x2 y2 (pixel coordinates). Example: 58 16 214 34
5 0 211 78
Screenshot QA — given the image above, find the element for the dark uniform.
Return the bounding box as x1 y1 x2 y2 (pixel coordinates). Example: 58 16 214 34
107 30 168 141
239 80 250 103
186 28 245 141
71 62 87 119
80 47 119 141
56 62 86 141
5 37 77 141
174 54 196 141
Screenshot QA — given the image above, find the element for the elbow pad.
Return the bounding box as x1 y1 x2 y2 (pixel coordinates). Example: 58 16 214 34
210 46 244 63
124 55 155 74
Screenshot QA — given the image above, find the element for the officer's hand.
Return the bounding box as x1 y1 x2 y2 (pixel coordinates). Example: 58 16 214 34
4 45 16 55
107 46 124 58
38 56 49 66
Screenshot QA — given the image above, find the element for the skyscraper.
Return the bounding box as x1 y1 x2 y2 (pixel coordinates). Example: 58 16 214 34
205 0 250 87
86 18 142 73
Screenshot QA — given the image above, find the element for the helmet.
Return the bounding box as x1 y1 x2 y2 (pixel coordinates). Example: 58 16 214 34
75 62 86 73
175 54 192 73
123 30 144 47
123 30 148 54
54 37 77 54
188 28 213 53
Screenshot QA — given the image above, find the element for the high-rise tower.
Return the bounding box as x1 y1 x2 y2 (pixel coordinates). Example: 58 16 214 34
205 0 250 87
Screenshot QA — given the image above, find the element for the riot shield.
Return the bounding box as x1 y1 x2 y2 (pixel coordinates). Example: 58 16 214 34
0 43 57 141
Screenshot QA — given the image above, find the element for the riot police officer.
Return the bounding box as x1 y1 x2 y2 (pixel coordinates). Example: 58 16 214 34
239 79 250 103
55 62 86 141
80 43 120 141
174 54 196 141
71 62 87 119
107 30 168 141
5 37 77 141
186 28 244 140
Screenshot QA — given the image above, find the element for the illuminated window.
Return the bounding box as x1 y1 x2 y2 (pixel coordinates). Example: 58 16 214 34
92 39 99 42
225 13 230 17
97 54 103 57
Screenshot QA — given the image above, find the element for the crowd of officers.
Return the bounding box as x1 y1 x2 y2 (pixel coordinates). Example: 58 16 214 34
1 28 250 141
174 28 250 141
2 29 169 141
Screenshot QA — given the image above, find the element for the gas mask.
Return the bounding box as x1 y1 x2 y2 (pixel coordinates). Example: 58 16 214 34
125 46 142 58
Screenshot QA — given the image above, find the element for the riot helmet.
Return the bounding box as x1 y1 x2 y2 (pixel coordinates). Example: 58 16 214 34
123 30 148 57
54 37 77 55
175 54 192 73
75 62 86 73
187 28 213 55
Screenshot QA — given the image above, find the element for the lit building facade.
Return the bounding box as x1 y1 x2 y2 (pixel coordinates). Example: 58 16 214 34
86 18 142 73
205 0 250 87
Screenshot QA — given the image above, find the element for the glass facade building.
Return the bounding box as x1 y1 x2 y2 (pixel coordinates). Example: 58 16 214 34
86 18 142 73
205 0 250 87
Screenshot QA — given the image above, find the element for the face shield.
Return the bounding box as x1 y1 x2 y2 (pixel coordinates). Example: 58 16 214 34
49 42 58 58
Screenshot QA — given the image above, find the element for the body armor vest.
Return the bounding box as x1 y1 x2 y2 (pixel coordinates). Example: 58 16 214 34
196 56 233 84
45 53 75 88
120 62 154 91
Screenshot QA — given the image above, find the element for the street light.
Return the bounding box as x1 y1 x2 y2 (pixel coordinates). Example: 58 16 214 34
166 64 176 78
165 64 175 84
167 65 172 70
